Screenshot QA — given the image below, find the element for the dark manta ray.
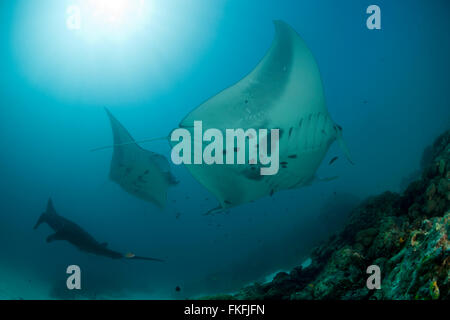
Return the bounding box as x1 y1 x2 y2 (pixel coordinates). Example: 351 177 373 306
34 199 164 262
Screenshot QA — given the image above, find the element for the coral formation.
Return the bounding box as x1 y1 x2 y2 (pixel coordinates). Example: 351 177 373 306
206 130 450 300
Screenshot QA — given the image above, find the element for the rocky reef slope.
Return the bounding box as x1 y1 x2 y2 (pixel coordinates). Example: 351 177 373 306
208 130 450 300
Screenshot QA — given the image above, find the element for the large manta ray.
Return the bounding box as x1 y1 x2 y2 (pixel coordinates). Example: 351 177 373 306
94 21 352 213
170 20 353 212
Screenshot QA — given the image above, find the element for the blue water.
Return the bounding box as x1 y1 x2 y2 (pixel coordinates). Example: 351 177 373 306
0 0 449 299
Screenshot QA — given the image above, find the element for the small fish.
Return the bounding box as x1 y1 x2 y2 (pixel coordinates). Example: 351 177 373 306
175 286 181 292
288 127 293 137
270 189 275 197
288 155 297 159
280 162 288 165
124 253 136 259
329 156 339 165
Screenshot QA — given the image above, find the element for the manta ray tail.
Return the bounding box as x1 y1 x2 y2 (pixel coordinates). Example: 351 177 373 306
124 253 165 262
90 136 169 152
131 256 165 262
203 206 224 216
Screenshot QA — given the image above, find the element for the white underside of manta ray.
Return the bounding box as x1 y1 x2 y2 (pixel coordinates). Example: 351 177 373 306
171 20 353 212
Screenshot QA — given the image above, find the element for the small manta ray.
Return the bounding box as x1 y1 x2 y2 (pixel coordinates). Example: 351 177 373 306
34 198 164 262
104 108 178 208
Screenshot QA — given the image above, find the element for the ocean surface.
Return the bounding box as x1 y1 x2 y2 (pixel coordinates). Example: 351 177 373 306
0 0 449 299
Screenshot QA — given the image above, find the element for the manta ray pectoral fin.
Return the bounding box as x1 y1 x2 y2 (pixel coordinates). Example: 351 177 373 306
90 108 169 152
90 108 168 151
46 232 65 243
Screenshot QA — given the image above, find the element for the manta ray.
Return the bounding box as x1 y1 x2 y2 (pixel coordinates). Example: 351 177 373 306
104 109 178 208
34 198 164 262
93 21 352 213
170 20 353 212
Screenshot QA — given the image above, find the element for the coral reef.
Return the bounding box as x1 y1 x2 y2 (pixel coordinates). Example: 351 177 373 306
206 130 450 300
